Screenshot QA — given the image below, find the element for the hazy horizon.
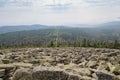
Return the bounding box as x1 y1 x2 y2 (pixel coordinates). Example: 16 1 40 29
0 0 120 26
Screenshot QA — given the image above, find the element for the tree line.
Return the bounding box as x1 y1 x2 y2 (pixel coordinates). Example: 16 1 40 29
0 38 119 49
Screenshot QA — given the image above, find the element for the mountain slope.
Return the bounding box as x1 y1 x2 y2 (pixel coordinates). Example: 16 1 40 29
0 27 120 48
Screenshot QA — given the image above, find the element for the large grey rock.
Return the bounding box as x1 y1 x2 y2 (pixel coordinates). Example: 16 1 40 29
13 69 32 80
96 71 120 80
13 66 82 80
32 66 68 80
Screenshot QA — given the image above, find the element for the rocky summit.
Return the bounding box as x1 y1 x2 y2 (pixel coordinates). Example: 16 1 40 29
0 48 120 80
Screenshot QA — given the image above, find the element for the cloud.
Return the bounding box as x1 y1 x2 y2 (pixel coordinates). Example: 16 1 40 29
0 0 120 26
1 0 120 8
84 0 120 6
0 0 32 7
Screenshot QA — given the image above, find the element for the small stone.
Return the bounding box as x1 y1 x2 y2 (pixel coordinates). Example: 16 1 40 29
97 61 108 70
13 63 33 68
0 69 5 77
77 68 91 76
0 64 14 69
92 73 98 79
86 61 97 68
107 63 120 74
2 59 10 64
68 74 81 80
0 78 3 80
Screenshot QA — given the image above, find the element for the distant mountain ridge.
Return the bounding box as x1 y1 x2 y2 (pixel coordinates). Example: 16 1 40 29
0 21 120 34
68 21 120 28
0 25 51 34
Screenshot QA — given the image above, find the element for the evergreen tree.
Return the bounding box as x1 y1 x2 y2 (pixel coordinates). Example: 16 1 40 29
82 38 88 47
113 40 119 49
50 41 54 47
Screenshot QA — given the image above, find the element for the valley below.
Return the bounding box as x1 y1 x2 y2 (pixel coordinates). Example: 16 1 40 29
0 47 120 80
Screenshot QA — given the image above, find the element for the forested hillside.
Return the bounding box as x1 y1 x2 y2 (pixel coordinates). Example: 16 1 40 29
0 27 120 49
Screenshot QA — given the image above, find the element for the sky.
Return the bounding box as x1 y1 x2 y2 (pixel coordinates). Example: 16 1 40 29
0 0 120 26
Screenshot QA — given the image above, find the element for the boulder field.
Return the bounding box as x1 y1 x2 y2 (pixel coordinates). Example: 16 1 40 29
0 48 120 80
